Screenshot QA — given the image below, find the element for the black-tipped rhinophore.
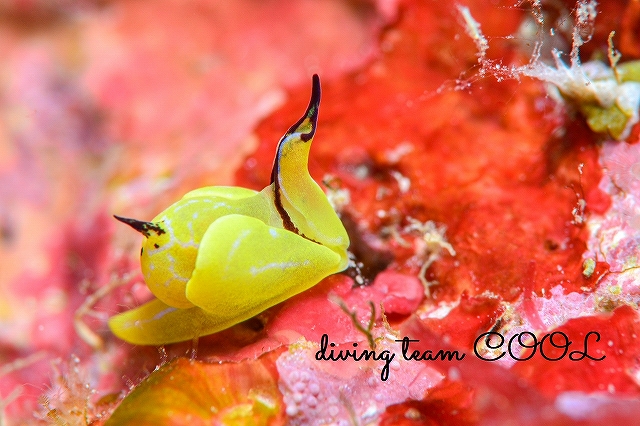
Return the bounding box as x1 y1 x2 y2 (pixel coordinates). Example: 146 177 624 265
113 215 166 238
270 74 321 185
284 73 320 141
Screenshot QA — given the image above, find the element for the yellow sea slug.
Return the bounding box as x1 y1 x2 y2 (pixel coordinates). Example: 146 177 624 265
110 75 350 345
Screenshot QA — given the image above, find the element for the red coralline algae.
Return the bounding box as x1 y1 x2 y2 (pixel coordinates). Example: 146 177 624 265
512 306 640 397
261 272 422 351
418 293 503 349
379 381 477 426
236 0 607 305
397 314 640 425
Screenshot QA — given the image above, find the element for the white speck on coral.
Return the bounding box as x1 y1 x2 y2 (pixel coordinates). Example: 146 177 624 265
390 170 411 193
306 396 317 408
286 404 299 417
448 367 461 381
276 334 440 425
385 142 414 164
308 382 320 395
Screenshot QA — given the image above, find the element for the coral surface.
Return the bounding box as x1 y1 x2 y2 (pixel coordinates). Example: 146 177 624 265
1 0 640 425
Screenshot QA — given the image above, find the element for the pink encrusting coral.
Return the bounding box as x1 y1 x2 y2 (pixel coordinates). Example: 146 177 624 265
583 140 640 310
277 334 443 425
0 212 145 423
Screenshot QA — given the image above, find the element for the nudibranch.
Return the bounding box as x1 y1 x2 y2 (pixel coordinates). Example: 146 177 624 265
110 75 350 345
